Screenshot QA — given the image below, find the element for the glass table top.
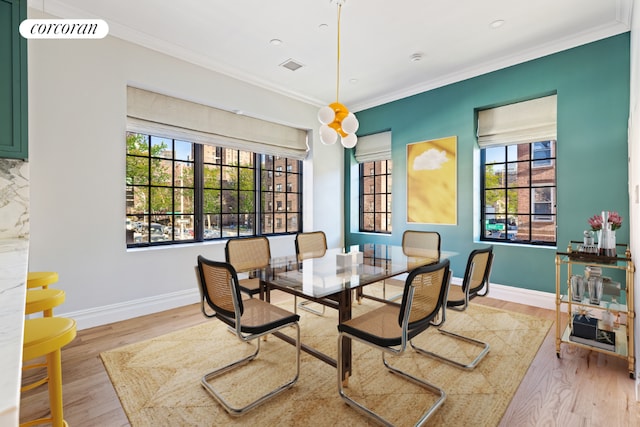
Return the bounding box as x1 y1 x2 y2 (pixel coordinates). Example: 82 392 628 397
265 243 456 299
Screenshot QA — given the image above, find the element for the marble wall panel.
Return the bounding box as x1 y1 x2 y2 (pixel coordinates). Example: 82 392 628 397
0 159 29 239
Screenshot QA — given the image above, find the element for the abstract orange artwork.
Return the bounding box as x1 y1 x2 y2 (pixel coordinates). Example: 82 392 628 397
407 136 457 224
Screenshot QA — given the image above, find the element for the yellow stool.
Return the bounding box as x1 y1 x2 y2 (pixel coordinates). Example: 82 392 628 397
22 317 77 427
27 271 59 289
25 288 66 317
26 272 64 317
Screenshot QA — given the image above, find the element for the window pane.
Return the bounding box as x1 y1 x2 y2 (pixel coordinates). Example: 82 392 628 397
203 145 220 164
221 214 238 237
150 136 172 158
274 213 286 233
222 148 238 165
151 159 172 186
127 156 148 185
532 162 555 185
484 146 505 164
262 214 273 234
287 213 299 231
203 164 221 188
128 187 148 215
151 187 172 213
362 213 374 232
222 166 238 189
127 132 149 155
238 150 253 167
505 163 518 187
287 193 299 212
238 191 255 214
484 164 504 189
203 189 220 213
174 161 194 187
174 140 193 161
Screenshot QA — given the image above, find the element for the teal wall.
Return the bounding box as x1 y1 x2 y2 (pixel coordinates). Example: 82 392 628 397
345 33 631 293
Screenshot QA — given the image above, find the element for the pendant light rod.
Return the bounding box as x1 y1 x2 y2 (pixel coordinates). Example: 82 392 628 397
336 2 342 102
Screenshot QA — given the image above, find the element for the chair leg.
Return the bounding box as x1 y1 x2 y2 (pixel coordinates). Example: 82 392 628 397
48 349 65 427
338 333 446 426
382 280 402 302
296 299 326 316
21 349 68 427
411 329 490 370
201 323 300 416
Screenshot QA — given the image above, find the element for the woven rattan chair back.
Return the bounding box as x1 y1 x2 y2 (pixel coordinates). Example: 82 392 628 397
402 230 441 260
401 260 450 333
225 236 271 272
462 246 493 297
295 231 327 261
197 256 242 320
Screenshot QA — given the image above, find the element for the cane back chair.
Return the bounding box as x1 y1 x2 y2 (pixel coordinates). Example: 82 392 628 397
294 231 328 315
196 255 301 415
413 246 494 370
382 230 441 301
225 236 271 299
337 259 451 426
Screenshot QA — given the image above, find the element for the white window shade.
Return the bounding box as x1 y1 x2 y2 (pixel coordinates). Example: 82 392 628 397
127 86 309 159
477 94 557 148
354 131 392 163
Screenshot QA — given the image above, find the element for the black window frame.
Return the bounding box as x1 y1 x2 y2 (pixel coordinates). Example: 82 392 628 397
126 132 303 247
480 140 556 246
359 159 392 234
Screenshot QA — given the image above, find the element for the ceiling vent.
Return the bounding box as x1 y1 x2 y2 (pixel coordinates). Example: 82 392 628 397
280 58 304 71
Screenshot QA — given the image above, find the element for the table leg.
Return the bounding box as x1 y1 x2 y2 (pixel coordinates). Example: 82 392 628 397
338 288 353 382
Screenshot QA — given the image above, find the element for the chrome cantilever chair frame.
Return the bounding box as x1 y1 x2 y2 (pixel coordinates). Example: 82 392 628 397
412 246 494 370
337 260 451 426
294 231 328 315
382 230 441 301
196 256 301 416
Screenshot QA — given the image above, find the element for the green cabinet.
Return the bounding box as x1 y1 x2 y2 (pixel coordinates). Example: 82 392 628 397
0 0 27 159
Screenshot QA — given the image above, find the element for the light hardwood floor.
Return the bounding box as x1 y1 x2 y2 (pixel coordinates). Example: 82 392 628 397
19 293 640 426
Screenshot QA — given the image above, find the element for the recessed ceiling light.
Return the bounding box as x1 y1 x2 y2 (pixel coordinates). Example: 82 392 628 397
319 23 328 30
349 78 358 84
270 38 282 45
409 53 423 62
490 19 505 29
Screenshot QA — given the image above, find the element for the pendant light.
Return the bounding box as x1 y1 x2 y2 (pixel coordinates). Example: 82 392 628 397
318 0 359 148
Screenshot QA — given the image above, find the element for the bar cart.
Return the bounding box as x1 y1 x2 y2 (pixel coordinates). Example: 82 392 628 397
555 241 635 379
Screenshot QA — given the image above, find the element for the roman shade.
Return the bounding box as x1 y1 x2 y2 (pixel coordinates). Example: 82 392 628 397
354 131 392 163
477 94 557 148
126 86 309 159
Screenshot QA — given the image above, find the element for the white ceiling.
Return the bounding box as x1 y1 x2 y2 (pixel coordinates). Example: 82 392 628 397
30 0 632 112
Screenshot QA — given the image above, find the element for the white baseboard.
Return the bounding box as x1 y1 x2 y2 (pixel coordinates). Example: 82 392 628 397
451 277 557 311
61 277 557 331
57 289 200 330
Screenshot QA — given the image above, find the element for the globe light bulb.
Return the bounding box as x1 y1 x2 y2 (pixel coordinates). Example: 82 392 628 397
341 113 359 134
341 133 357 148
317 106 335 125
319 124 338 145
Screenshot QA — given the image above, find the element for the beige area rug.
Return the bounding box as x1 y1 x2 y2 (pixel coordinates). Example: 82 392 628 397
101 291 552 427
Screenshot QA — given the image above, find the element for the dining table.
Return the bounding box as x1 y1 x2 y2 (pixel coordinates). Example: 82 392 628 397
262 242 456 383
